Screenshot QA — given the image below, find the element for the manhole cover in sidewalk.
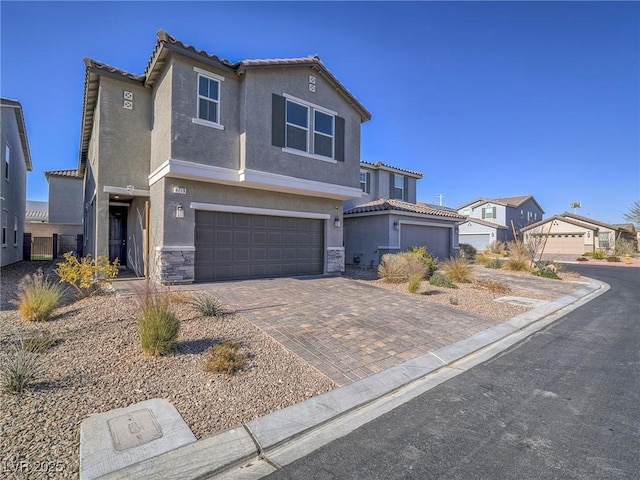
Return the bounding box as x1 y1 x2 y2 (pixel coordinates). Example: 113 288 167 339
495 296 548 308
107 409 163 451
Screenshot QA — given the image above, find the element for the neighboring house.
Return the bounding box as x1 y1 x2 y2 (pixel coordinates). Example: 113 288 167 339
25 170 84 257
522 212 638 255
1 98 32 267
78 30 371 283
344 161 466 266
456 195 544 250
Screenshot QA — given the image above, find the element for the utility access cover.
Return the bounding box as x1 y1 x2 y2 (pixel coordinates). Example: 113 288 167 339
108 408 163 451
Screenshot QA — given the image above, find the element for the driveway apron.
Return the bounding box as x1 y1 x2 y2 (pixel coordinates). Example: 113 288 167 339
200 276 503 386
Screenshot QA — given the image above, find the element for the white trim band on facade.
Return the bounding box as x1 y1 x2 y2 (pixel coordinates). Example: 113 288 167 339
149 159 362 200
103 186 150 197
193 66 225 82
155 246 197 252
190 202 331 220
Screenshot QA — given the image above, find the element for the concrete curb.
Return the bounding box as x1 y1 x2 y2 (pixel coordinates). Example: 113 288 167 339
96 277 608 479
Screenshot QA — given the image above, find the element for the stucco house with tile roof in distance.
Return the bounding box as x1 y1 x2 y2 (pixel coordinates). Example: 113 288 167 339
78 30 371 284
343 161 466 267
456 195 545 251
1 98 33 267
521 212 637 256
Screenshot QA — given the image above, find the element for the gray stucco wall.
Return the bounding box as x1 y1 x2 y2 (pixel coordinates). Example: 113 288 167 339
150 62 173 173
344 214 390 268
48 176 83 224
506 198 543 234
1 107 28 267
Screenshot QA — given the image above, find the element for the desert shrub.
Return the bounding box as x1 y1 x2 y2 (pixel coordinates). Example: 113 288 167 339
0 341 44 394
614 238 637 255
476 279 509 294
486 240 507 255
507 241 534 261
458 243 477 262
439 257 475 283
408 273 422 294
606 256 621 263
533 263 562 280
187 293 228 317
23 330 60 353
168 291 192 304
378 252 428 283
503 250 532 272
137 293 180 356
16 270 64 322
408 246 438 278
485 257 503 269
429 272 458 289
55 253 119 297
592 249 607 260
474 252 491 266
203 341 247 375
576 257 588 262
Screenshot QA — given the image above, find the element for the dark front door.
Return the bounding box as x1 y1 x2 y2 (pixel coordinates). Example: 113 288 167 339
109 207 127 266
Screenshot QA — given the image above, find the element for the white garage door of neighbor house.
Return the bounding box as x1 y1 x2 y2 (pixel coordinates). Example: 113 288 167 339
400 224 451 260
459 233 491 252
543 233 584 255
194 210 324 282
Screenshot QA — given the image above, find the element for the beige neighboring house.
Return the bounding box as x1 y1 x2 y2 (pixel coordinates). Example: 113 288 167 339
522 212 637 255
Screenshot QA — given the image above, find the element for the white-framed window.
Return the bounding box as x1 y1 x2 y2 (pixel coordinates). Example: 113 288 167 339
359 171 370 193
4 144 9 181
527 211 534 222
598 232 610 249
482 206 496 219
461 208 471 216
392 174 404 200
13 215 18 246
1 210 7 247
284 95 337 160
193 67 224 129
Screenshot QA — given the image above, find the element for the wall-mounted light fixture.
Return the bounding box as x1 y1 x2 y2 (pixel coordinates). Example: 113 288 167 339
334 216 341 228
393 221 399 230
176 203 184 218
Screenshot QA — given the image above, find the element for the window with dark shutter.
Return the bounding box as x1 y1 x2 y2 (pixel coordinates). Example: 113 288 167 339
272 94 286 147
335 116 345 162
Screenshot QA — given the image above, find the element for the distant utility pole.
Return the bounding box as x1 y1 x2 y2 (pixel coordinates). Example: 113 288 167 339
436 194 444 207
570 202 581 214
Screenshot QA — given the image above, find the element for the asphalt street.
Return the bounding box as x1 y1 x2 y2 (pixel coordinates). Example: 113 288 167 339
266 265 640 479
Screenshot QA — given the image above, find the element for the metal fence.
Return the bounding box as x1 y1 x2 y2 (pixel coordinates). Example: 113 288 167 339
23 233 83 261
57 235 77 257
30 236 54 261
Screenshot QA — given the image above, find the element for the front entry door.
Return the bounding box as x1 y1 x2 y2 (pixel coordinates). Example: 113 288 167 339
109 207 127 266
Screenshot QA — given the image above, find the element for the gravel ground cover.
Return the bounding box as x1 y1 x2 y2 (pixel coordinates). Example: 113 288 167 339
1 260 584 479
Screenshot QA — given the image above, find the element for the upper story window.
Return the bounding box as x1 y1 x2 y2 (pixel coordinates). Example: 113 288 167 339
272 93 345 163
461 208 471 216
391 174 404 200
4 144 9 181
482 206 496 219
1 211 7 247
359 171 370 194
193 67 225 130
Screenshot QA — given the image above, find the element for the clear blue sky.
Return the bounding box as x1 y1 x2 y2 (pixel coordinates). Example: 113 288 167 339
2 1 638 223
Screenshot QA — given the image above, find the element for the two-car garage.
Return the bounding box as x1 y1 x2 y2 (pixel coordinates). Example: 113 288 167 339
194 210 324 282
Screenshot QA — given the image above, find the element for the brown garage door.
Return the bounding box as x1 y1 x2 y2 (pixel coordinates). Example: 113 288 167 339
194 211 324 282
400 224 451 260
543 233 584 255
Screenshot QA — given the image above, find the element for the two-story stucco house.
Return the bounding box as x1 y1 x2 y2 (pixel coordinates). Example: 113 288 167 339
456 195 544 250
343 161 465 267
78 31 371 283
1 98 32 267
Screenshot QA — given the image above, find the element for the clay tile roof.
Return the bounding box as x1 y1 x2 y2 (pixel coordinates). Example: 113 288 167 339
83 58 144 82
360 160 423 178
345 198 466 219
461 217 509 230
44 169 82 178
457 195 544 213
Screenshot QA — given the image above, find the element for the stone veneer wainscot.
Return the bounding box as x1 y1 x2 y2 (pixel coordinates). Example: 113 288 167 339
154 247 195 284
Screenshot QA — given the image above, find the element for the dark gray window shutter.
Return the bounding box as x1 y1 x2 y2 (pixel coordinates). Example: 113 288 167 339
482 208 486 219
492 207 497 218
403 176 409 201
272 94 285 147
335 116 345 162
366 172 371 194
389 173 395 199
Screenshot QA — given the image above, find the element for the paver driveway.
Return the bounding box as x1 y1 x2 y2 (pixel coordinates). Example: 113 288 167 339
200 276 505 386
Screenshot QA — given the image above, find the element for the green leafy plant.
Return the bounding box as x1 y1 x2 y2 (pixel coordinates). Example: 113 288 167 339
0 340 45 394
55 253 120 297
592 249 607 260
485 257 503 269
187 293 229 317
16 270 64 322
439 257 475 283
533 262 561 280
408 246 438 278
458 243 477 262
136 289 180 356
203 341 247 375
407 273 422 294
429 272 458 289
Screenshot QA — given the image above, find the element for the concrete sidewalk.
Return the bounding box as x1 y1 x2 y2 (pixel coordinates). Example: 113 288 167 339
85 273 608 480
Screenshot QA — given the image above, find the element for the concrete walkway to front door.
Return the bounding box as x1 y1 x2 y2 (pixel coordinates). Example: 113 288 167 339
198 276 507 386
